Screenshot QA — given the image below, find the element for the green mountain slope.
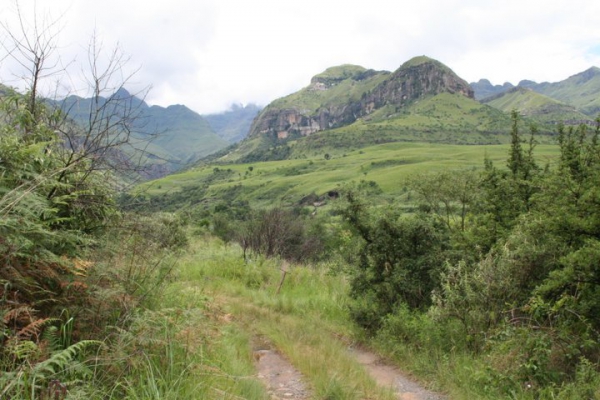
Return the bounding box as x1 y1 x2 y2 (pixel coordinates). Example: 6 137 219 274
60 89 228 174
285 92 514 159
268 65 390 113
143 104 227 161
482 87 592 124
519 67 600 115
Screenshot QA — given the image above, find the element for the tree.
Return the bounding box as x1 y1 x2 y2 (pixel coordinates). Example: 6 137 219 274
407 169 479 232
0 2 151 304
235 207 323 263
341 192 449 331
54 29 152 184
0 1 63 125
470 112 540 251
531 119 600 332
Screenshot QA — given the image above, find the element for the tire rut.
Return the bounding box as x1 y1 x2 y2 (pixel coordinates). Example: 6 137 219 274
251 336 447 400
253 339 312 399
350 346 447 400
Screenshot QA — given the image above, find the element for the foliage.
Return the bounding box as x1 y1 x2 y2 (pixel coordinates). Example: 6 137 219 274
333 114 600 396
528 120 600 332
234 207 325 263
341 192 449 331
0 11 195 397
407 169 479 232
0 89 112 306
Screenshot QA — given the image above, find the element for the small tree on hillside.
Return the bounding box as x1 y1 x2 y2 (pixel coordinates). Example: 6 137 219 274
341 192 449 331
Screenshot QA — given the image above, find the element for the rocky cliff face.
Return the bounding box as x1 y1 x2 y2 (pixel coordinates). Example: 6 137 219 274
247 56 474 140
361 57 474 113
251 108 322 140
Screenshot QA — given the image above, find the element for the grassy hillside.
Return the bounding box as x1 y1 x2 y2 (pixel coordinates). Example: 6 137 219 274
268 65 389 113
220 92 544 163
132 140 560 211
521 67 600 115
483 87 591 124
143 104 228 161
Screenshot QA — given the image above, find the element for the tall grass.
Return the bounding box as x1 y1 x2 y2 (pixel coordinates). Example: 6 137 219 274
52 231 599 399
174 235 397 399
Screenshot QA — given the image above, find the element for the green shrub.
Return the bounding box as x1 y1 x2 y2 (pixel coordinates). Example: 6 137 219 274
341 192 449 331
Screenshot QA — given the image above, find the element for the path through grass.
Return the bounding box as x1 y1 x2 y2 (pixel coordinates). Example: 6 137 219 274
166 235 401 399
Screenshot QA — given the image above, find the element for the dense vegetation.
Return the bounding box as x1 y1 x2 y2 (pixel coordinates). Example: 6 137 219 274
338 113 600 397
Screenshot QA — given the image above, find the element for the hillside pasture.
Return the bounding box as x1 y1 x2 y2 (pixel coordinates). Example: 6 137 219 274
134 141 560 209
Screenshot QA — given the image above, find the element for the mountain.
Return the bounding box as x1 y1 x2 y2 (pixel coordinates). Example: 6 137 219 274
60 89 229 175
518 67 600 116
204 103 262 143
470 79 514 100
221 56 514 163
247 56 474 141
248 64 390 140
482 87 592 124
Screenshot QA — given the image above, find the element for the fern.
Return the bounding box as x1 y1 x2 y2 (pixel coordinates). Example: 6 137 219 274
0 340 103 399
18 317 59 341
33 340 102 377
2 305 36 325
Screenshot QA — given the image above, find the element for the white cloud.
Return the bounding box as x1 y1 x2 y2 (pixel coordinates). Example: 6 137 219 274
1 0 599 114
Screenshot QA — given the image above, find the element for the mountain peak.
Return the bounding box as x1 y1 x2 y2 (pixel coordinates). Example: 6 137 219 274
390 56 473 99
311 64 367 81
112 87 131 99
310 65 374 89
400 55 437 68
570 66 600 83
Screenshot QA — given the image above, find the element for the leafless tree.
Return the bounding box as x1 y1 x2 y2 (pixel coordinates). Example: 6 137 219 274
52 29 154 194
1 2 157 195
237 207 323 263
0 1 64 121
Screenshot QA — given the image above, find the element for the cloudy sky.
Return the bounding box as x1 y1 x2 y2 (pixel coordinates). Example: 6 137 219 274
2 0 600 114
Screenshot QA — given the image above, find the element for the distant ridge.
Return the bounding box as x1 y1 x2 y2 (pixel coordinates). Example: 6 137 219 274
472 66 600 116
470 79 514 100
482 87 591 124
204 103 262 144
59 89 228 177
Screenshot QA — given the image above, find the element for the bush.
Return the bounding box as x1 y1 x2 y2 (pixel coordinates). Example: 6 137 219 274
237 207 324 263
341 192 449 331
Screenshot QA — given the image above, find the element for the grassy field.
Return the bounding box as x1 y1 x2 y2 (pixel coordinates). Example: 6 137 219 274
134 141 560 208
